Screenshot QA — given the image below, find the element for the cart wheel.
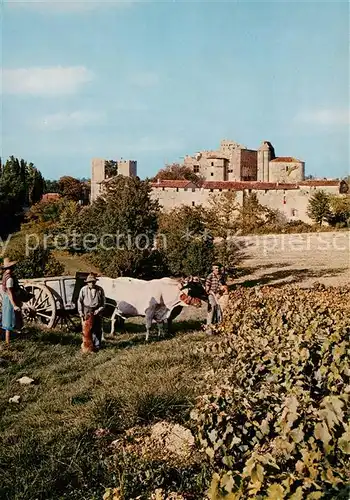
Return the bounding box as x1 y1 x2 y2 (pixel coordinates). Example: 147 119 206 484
21 282 56 329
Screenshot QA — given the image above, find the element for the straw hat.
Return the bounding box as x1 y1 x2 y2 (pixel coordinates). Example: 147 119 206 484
85 273 98 283
1 258 17 269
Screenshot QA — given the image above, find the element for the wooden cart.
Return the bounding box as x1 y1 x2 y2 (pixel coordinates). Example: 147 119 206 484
19 272 90 329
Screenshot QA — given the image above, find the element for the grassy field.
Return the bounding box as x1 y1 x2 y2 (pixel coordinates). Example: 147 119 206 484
0 320 214 500
53 251 100 276
2 232 348 499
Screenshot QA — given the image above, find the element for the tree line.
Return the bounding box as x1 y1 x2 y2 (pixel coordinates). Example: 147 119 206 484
2 158 349 280
0 156 90 237
6 171 349 281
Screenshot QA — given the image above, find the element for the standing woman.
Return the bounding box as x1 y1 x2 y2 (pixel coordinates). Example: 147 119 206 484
1 258 23 345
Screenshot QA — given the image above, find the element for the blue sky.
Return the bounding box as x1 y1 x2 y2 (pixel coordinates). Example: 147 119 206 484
1 1 349 180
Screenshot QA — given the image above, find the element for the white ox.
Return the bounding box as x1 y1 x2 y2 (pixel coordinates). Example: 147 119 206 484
97 276 206 341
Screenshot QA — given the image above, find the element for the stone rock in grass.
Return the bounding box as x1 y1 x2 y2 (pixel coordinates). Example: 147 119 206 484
149 421 195 461
9 395 21 404
17 376 35 385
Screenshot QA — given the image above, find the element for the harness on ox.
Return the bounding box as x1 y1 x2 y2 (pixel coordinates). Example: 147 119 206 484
179 293 202 308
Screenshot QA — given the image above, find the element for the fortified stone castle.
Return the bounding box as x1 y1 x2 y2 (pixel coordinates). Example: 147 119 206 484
182 139 305 184
90 139 348 223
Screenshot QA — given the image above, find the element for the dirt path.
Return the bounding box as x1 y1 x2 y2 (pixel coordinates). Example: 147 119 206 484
233 231 349 288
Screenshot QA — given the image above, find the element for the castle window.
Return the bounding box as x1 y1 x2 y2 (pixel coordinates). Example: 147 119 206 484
192 188 196 192
192 201 195 207
194 165 200 173
210 189 214 192
211 162 214 166
265 190 268 194
291 208 298 217
211 172 214 176
162 187 165 191
176 188 179 192
219 189 222 192
286 167 288 171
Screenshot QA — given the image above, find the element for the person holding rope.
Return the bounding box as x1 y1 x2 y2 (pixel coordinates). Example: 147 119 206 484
205 263 227 334
78 273 105 353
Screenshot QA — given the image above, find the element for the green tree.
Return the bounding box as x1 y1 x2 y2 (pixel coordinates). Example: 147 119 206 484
44 179 60 194
239 192 269 233
76 175 162 278
104 160 118 179
0 156 27 210
327 194 350 227
25 199 62 225
8 245 64 279
27 166 44 205
152 163 204 185
58 176 83 201
0 156 28 236
158 205 214 277
206 191 239 272
307 190 331 226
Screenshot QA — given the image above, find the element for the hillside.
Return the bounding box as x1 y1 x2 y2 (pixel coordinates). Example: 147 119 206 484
0 282 349 499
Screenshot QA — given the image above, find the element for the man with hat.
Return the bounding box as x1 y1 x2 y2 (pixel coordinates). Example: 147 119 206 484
77 273 105 352
1 258 23 345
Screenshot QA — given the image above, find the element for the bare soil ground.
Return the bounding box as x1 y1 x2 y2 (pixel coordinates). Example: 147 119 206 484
177 231 349 325
233 230 349 288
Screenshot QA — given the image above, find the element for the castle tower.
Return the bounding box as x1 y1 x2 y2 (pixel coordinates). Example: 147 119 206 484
220 140 245 181
257 141 275 182
118 160 137 177
91 158 138 202
91 158 106 202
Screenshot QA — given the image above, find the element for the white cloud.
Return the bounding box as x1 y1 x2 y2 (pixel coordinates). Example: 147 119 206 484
129 71 160 87
37 110 106 130
1 66 93 95
296 109 349 126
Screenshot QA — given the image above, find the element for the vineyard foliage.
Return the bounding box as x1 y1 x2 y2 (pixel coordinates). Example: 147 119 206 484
191 284 349 499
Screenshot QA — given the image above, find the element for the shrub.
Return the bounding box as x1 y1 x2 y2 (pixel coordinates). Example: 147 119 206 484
327 195 350 228
158 205 214 277
7 245 64 279
191 284 350 499
307 190 331 226
89 247 167 279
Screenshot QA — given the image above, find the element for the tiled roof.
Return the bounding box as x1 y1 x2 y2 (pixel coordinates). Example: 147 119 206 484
150 179 195 188
299 180 340 187
42 193 60 201
151 179 342 191
270 157 303 163
201 181 299 191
